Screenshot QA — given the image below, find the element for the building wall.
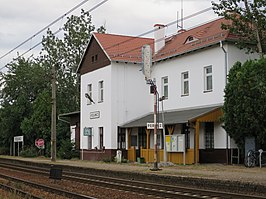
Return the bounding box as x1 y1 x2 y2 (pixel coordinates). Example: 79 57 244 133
111 62 152 124
110 62 152 148
80 40 258 161
152 46 225 111
227 45 258 70
80 65 112 150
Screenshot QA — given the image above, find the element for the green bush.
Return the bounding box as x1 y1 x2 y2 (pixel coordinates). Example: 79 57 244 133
58 140 77 159
102 156 114 163
0 147 10 155
20 146 38 157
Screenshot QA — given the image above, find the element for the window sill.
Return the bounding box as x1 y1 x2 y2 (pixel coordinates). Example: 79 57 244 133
203 90 212 93
98 101 103 103
181 94 189 97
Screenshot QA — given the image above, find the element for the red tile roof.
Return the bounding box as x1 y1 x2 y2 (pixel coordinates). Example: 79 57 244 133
94 33 154 63
153 18 232 61
94 18 233 63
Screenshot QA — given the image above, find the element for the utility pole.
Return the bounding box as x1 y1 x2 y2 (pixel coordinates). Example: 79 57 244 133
51 64 57 162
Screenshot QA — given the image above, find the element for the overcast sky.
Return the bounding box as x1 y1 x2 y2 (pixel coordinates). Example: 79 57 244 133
0 0 219 68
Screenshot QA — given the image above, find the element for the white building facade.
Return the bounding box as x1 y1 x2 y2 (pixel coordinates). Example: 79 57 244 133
77 18 258 163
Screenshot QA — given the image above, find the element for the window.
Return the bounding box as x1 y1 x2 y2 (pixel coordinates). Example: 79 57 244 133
98 81 104 102
182 123 190 149
131 135 137 147
118 128 126 149
88 135 92 149
99 127 104 149
138 127 147 149
181 71 189 96
161 76 168 99
204 66 213 92
87 84 92 105
91 54 98 63
84 127 93 149
205 122 214 149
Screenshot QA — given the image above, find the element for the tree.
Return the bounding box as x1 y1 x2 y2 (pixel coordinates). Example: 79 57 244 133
0 57 49 152
0 10 105 156
223 58 266 149
40 9 105 113
39 10 105 157
212 0 266 56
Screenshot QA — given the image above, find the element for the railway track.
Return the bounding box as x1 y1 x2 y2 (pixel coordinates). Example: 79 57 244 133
0 159 265 199
0 182 42 199
0 172 96 199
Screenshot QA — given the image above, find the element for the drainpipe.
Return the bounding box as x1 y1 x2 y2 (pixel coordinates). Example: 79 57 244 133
220 41 229 165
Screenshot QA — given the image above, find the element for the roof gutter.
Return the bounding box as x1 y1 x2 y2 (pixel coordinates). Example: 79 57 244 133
153 40 227 63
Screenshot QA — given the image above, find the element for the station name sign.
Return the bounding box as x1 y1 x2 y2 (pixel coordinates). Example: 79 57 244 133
147 123 163 129
90 111 100 119
14 136 24 142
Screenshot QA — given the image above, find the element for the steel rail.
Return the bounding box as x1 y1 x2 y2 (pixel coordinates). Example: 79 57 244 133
0 173 97 199
0 160 265 199
0 183 42 199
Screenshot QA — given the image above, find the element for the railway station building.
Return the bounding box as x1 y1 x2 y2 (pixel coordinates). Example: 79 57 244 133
77 18 258 164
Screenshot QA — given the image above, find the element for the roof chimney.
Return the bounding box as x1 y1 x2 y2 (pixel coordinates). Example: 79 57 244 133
154 24 166 54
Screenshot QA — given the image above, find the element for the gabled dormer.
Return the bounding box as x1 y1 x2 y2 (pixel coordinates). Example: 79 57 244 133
184 35 198 44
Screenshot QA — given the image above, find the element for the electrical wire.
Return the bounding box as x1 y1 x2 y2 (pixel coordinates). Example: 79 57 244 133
0 0 108 61
105 7 213 58
0 0 89 60
100 7 213 56
0 0 109 71
0 6 213 72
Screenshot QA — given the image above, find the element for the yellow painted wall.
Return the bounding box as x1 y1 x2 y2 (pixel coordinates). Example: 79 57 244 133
127 147 136 162
140 149 194 164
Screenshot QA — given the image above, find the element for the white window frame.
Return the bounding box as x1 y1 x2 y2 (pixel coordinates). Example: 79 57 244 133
161 76 168 99
181 71 189 96
98 80 104 103
204 66 213 92
87 84 92 105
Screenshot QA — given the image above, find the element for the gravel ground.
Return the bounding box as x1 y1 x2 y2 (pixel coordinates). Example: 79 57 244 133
2 156 266 186
0 166 153 199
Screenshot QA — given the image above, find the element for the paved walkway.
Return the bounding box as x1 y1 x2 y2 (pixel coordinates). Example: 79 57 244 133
2 156 266 186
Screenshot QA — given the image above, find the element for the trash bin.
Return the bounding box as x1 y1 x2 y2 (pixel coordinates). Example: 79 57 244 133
49 165 63 180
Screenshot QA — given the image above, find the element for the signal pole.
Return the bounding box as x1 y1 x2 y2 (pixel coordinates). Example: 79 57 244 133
142 45 160 171
51 64 57 162
151 83 159 171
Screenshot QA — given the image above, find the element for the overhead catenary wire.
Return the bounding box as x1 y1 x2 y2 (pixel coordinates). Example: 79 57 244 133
106 7 214 58
0 0 108 62
1 6 213 73
0 0 109 71
73 7 217 74
97 7 213 56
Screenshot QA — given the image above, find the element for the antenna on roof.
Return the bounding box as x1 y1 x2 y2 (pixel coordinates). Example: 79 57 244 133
177 11 179 30
181 0 184 29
